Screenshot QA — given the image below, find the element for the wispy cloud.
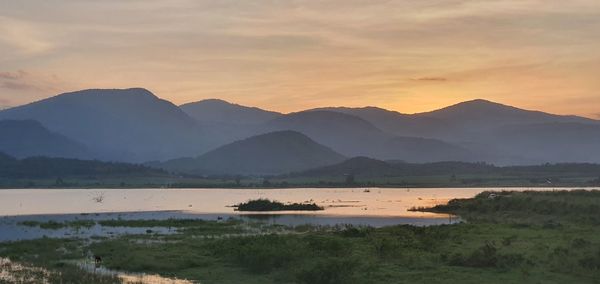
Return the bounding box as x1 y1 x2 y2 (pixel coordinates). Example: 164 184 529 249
0 1 599 115
0 70 64 92
0 16 56 56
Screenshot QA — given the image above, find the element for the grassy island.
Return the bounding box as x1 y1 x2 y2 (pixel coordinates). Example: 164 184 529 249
235 198 324 211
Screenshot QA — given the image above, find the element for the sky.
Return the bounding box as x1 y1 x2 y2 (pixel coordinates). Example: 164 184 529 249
1 0 599 117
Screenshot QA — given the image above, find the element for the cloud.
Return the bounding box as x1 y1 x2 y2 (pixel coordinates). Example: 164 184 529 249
0 16 56 56
0 70 64 92
0 1 599 115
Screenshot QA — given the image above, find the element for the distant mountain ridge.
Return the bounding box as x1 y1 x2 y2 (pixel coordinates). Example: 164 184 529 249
0 88 205 162
315 100 598 140
312 100 600 164
262 110 475 162
0 119 90 159
153 131 346 175
181 99 281 125
180 99 282 150
3 88 600 166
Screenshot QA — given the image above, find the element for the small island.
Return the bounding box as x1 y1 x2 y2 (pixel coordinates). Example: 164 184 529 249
234 198 324 211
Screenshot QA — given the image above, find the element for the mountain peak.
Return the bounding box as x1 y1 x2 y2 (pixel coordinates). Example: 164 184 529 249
56 88 157 100
0 88 202 162
185 99 232 106
436 99 514 112
156 130 345 175
181 99 281 125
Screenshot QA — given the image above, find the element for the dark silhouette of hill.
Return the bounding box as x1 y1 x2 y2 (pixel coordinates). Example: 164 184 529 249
0 152 168 179
0 120 90 159
153 131 346 175
290 157 600 179
0 88 205 162
292 156 398 177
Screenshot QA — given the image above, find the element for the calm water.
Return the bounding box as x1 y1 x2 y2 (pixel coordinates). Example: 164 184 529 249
0 187 593 241
0 187 588 217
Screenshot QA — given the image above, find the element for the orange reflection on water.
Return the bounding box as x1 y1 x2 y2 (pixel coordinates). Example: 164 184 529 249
0 187 589 218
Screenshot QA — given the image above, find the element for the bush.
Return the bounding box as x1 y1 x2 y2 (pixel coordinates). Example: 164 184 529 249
448 242 526 269
235 199 323 211
296 258 359 284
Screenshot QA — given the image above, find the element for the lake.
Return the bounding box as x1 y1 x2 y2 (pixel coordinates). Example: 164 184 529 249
0 187 594 241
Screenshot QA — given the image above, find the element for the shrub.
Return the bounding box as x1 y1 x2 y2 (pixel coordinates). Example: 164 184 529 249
296 257 359 284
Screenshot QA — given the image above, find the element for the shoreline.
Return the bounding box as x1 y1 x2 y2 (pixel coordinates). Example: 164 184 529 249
1 185 599 190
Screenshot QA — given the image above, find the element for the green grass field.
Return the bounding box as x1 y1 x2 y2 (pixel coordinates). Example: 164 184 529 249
1 190 599 283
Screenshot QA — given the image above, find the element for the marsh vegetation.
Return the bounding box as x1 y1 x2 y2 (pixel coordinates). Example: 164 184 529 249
235 199 324 211
1 190 599 283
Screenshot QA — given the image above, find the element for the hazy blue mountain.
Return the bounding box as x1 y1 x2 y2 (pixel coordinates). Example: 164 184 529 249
317 100 598 141
263 110 475 162
418 99 596 128
313 106 450 139
0 88 205 162
0 120 90 159
154 131 346 175
4 90 600 166
481 122 600 164
180 99 282 150
315 100 600 164
181 99 281 125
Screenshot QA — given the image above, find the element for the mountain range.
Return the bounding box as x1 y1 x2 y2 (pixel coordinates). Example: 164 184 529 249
1 88 599 175
153 131 345 175
0 88 205 162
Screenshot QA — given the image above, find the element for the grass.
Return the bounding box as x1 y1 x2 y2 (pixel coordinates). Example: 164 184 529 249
235 199 324 211
1 190 600 283
417 190 600 224
19 220 97 230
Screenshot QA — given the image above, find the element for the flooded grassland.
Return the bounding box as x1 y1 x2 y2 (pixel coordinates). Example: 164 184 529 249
1 188 599 283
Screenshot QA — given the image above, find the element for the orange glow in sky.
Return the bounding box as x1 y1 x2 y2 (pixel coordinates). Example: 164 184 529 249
1 1 599 117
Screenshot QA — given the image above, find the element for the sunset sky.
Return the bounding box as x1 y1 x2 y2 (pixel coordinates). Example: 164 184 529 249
1 0 599 117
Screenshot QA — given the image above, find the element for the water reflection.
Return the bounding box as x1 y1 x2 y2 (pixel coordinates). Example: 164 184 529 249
0 187 590 242
0 187 525 217
0 211 457 242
